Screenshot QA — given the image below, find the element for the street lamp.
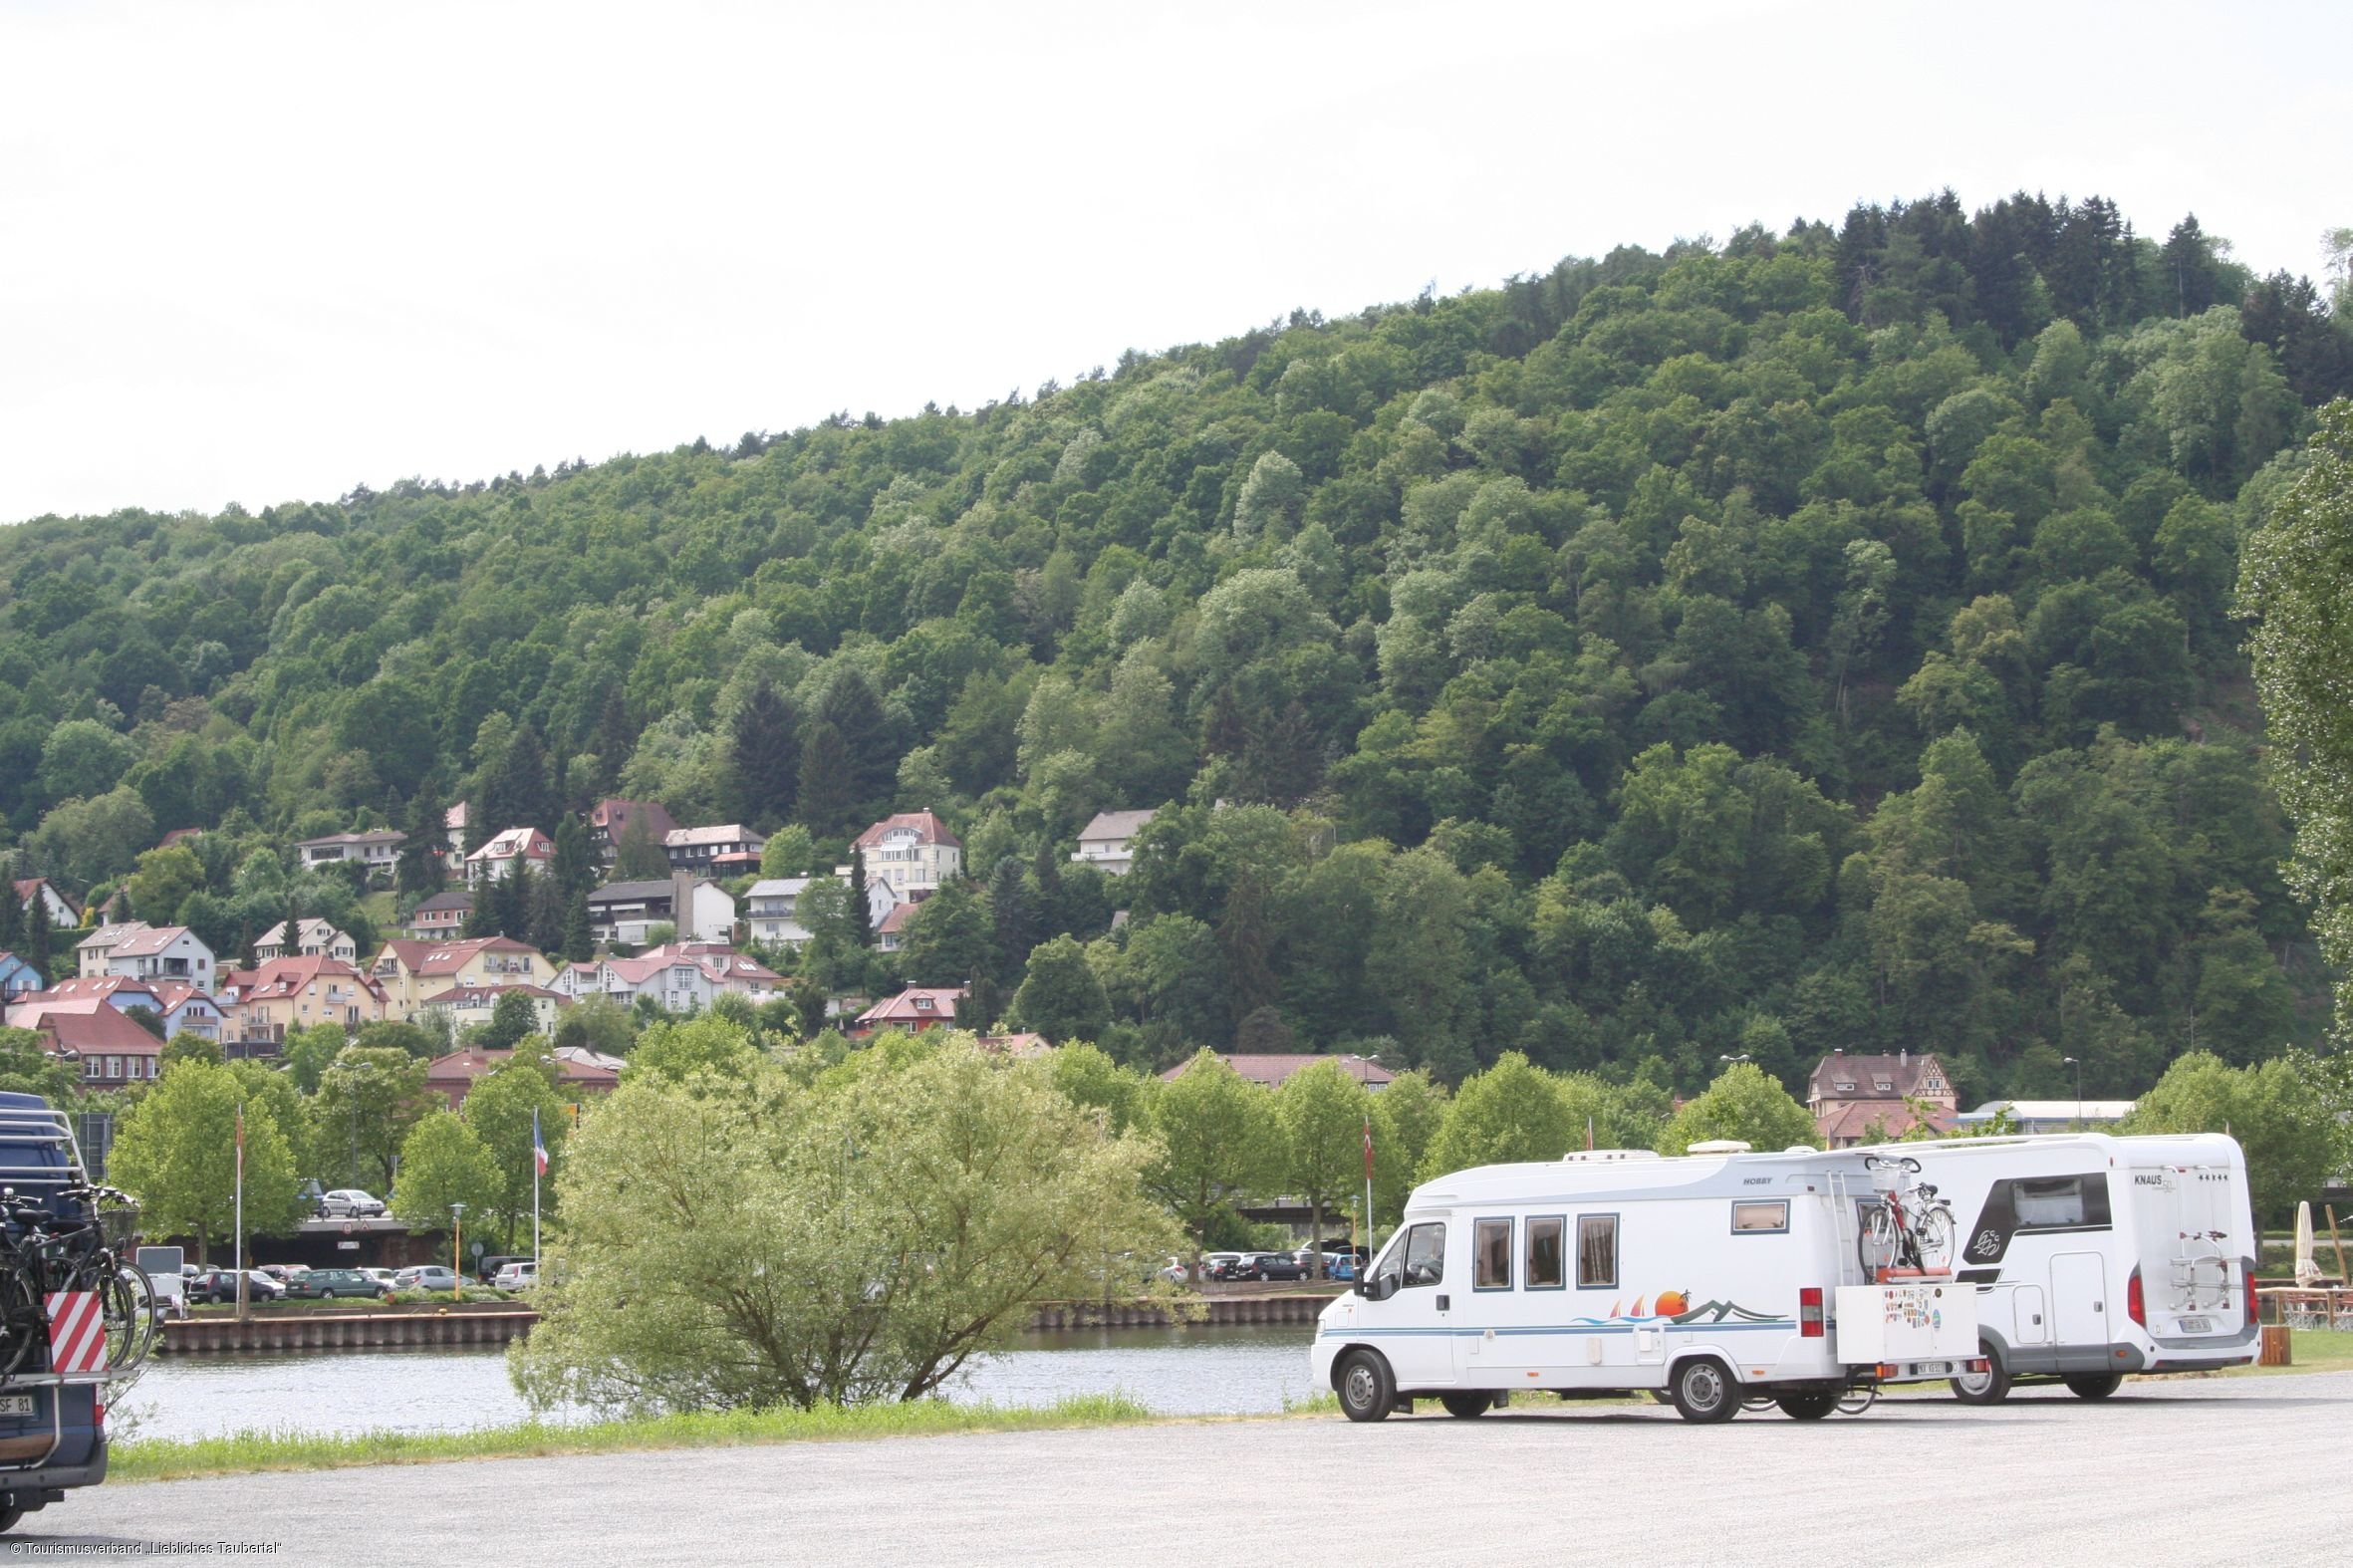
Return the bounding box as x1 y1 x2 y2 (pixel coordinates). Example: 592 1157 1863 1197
449 1202 466 1297
2061 1056 2082 1130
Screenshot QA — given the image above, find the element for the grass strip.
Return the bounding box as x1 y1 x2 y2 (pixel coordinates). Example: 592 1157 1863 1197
111 1392 1159 1483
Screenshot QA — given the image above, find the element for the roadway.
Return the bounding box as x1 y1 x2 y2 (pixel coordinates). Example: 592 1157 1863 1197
22 1371 2352 1565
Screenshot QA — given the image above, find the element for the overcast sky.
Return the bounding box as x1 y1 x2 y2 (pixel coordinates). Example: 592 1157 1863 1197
2 0 2344 526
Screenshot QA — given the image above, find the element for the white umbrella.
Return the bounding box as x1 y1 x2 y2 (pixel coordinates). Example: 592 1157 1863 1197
2294 1200 2321 1287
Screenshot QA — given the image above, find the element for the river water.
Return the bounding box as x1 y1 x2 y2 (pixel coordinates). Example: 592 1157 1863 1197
114 1327 1319 1444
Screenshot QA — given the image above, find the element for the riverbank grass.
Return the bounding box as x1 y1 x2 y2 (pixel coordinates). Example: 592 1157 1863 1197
112 1392 1157 1483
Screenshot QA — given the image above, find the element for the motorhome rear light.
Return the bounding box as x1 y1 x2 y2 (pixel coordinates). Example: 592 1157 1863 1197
2126 1267 2146 1330
1876 1363 1898 1381
1798 1287 1825 1338
2243 1259 2258 1327
1967 1359 1988 1375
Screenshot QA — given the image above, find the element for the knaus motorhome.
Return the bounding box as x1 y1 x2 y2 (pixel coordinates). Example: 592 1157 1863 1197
1313 1143 1981 1424
1871 1132 2258 1401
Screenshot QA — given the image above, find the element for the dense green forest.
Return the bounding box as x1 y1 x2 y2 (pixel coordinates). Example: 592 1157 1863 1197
4 190 2350 1104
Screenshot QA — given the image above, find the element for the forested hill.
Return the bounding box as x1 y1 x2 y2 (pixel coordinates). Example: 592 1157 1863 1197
4 190 2349 1103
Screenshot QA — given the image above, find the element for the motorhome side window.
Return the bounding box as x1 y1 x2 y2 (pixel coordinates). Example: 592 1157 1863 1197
2015 1177 2086 1227
1576 1215 1617 1289
1525 1216 1565 1289
1403 1222 1445 1287
1731 1200 1788 1233
1473 1218 1511 1289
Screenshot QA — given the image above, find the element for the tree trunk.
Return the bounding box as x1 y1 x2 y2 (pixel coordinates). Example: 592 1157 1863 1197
1310 1197 1324 1279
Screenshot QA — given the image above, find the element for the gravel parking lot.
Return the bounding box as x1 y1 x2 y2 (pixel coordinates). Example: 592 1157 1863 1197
21 1372 2352 1565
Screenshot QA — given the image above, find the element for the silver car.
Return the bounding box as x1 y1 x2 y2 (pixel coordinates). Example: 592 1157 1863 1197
320 1188 386 1218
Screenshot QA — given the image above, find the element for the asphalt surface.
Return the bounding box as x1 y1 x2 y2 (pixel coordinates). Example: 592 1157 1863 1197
18 1372 2353 1566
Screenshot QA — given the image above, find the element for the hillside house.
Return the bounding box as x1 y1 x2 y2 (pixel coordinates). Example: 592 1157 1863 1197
744 878 813 946
254 917 359 965
78 923 215 987
7 976 222 1042
1807 1051 1960 1146
294 828 405 877
372 936 557 1019
849 986 963 1038
423 1044 624 1111
35 1005 163 1087
13 880 80 928
664 824 765 877
852 812 961 900
0 953 38 1001
403 891 472 940
586 875 735 946
1070 809 1156 876
417 982 568 1040
465 827 555 886
216 955 387 1049
589 799 678 865
556 943 783 1011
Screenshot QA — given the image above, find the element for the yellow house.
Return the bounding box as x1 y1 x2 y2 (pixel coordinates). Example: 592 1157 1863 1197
371 936 558 1022
218 956 387 1050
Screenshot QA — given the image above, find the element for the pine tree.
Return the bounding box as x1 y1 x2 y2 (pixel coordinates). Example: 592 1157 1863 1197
0 879 23 957
490 865 532 942
847 849 873 949
399 778 445 898
815 667 896 819
561 889 594 964
527 869 567 956
730 682 800 828
22 893 50 988
551 817 593 901
796 720 856 837
987 855 1035 986
593 687 637 792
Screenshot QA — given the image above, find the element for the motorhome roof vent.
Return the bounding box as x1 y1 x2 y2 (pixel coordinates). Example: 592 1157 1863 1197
1686 1139 1753 1155
1559 1149 1662 1164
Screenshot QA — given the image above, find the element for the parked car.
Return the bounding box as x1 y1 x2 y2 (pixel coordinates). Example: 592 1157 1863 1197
1156 1257 1189 1285
1254 1252 1309 1282
254 1263 308 1284
319 1189 386 1218
296 1178 326 1217
1203 1252 1248 1281
286 1268 390 1300
476 1254 530 1286
491 1261 537 1291
392 1265 459 1293
1325 1254 1358 1281
360 1267 398 1287
186 1269 285 1305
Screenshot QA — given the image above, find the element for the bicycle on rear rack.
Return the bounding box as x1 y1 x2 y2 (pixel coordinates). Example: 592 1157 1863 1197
0 1183 159 1377
1857 1155 1957 1277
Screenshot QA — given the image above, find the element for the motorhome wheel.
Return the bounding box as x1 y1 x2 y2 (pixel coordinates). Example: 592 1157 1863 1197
1951 1343 2010 1406
1774 1390 1839 1421
1438 1392 1493 1419
1668 1357 1740 1424
2062 1373 2122 1401
1336 1350 1395 1423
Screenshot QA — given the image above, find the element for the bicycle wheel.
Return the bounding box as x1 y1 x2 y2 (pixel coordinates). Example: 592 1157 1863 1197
97 1263 156 1370
1913 1206 1956 1272
1857 1203 1897 1277
0 1269 41 1378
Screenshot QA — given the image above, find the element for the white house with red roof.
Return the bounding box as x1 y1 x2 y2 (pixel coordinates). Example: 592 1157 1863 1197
1070 809 1157 876
853 811 962 900
417 982 569 1039
294 828 405 875
465 826 555 886
556 943 784 1012
13 879 80 928
371 936 558 1018
849 986 964 1038
254 917 358 965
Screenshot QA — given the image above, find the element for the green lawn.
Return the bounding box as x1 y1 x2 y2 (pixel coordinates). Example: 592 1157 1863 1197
110 1394 1160 1483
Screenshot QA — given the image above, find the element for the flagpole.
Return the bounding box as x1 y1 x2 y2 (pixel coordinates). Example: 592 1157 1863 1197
531 1108 542 1271
233 1101 246 1322
1362 1113 1375 1264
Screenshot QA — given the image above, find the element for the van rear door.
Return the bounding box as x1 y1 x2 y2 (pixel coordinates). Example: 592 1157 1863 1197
2128 1160 2240 1339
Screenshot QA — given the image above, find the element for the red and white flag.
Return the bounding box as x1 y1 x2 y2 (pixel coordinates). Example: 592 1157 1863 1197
46 1292 106 1374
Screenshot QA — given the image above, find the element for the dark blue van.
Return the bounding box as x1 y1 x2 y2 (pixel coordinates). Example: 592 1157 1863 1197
0 1092 108 1533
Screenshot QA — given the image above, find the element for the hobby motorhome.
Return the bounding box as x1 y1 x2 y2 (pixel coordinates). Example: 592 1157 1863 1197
1863 1132 2258 1401
1313 1143 1979 1424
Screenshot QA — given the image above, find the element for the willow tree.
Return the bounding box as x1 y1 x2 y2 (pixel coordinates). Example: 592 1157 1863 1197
512 1033 1179 1413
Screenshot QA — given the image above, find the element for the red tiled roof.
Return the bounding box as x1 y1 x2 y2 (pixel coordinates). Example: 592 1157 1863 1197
853 811 961 851
102 924 202 960
1816 1102 1958 1144
1807 1052 1950 1104
37 1006 162 1057
418 983 567 1006
855 986 963 1025
229 955 382 1003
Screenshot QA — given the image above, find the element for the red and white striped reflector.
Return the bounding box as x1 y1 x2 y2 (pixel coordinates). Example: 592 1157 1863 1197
46 1292 107 1374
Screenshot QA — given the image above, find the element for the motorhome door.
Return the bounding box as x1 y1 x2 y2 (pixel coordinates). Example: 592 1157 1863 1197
2051 1252 2108 1346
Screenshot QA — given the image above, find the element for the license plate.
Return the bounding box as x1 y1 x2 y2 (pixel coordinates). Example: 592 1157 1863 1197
0 1396 34 1417
1912 1361 1951 1377
2179 1316 2212 1334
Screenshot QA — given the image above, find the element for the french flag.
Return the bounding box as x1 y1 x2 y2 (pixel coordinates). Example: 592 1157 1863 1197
533 1108 548 1176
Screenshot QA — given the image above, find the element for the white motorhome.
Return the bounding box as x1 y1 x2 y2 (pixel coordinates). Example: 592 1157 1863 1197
1875 1132 2258 1401
1313 1143 1980 1424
